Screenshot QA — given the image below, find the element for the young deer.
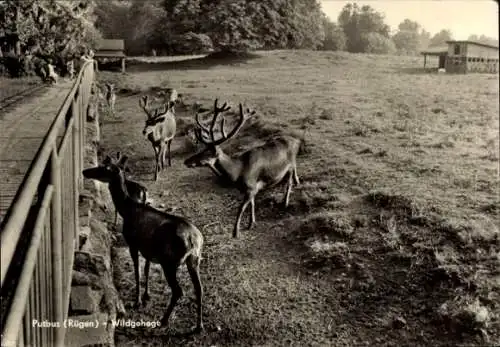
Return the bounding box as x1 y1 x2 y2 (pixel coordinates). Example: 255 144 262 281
184 99 301 238
105 83 116 115
140 95 177 181
112 152 148 227
82 155 204 332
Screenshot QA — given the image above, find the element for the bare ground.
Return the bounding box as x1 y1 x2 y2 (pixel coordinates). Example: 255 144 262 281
94 50 499 347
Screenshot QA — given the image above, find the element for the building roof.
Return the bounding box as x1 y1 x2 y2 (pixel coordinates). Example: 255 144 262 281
446 40 499 50
420 46 448 56
94 50 126 57
96 39 125 51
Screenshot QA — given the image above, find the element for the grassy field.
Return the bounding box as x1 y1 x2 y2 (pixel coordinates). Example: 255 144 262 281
95 50 499 347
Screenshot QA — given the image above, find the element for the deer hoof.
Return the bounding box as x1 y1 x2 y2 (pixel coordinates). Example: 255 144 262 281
247 221 256 230
133 299 142 309
141 292 150 303
232 230 239 238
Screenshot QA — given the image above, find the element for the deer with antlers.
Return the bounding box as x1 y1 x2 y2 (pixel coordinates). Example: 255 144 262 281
140 95 177 181
83 155 204 332
184 99 302 238
111 152 149 227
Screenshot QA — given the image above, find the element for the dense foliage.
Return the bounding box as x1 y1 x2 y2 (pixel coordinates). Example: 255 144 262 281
338 3 390 53
155 0 326 53
0 0 100 76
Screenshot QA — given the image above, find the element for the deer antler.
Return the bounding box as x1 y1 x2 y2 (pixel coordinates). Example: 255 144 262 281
194 99 255 146
217 103 255 143
209 99 231 142
139 95 150 116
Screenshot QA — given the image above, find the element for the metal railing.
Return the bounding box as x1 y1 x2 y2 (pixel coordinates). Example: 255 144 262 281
1 61 94 347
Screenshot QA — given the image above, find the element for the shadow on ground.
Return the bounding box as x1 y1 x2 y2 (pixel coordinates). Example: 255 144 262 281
126 52 261 73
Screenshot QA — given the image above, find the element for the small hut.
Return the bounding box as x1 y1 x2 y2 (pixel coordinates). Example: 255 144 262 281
421 46 448 70
94 39 126 73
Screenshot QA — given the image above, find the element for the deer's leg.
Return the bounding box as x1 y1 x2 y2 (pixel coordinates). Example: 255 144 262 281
234 191 255 237
158 145 165 172
129 247 142 308
114 209 118 226
153 145 159 181
186 254 203 332
284 171 293 207
167 139 172 167
248 196 256 229
160 265 183 327
142 260 151 303
293 165 300 185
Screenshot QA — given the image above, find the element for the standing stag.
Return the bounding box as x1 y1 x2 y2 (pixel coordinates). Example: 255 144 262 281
184 99 302 238
140 95 177 181
82 155 204 332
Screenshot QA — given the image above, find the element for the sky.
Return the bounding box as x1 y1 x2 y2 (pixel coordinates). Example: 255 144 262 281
320 0 499 40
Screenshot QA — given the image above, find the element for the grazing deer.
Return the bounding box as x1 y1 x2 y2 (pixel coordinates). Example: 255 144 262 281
139 95 177 181
184 99 302 238
82 155 204 332
105 83 116 115
111 152 148 227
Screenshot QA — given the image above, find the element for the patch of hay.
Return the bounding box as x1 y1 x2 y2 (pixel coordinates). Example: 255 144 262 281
437 297 491 335
292 212 355 242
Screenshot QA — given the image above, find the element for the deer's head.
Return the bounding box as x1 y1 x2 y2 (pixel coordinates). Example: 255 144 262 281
139 95 175 139
105 83 115 92
82 153 128 183
184 99 255 169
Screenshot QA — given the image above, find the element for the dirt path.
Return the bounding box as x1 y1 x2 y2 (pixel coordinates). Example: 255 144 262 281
0 81 73 223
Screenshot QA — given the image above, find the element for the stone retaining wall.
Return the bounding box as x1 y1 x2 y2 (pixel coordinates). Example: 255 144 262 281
64 95 123 347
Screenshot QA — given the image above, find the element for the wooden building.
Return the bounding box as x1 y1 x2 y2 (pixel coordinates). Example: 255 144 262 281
421 46 448 70
421 40 499 73
94 39 126 73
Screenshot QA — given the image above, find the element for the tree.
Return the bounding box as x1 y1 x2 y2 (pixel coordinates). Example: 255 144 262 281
419 29 431 50
0 0 100 57
0 0 101 76
279 0 325 49
321 17 346 51
468 34 499 46
392 19 421 55
362 32 395 54
338 3 391 53
429 29 453 47
160 0 325 53
94 0 165 55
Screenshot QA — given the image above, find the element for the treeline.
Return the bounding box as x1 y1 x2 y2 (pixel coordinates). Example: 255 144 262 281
92 1 498 55
1 0 498 76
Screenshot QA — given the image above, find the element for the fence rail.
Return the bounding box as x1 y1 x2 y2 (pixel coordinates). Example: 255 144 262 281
0 61 94 347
